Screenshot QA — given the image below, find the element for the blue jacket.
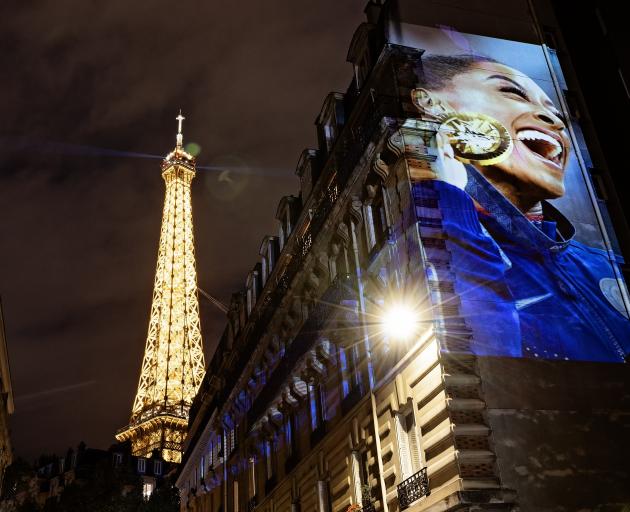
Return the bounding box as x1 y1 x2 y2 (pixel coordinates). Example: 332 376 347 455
413 168 630 363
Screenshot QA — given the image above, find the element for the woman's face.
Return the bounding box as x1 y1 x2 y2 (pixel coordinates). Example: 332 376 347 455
428 62 570 200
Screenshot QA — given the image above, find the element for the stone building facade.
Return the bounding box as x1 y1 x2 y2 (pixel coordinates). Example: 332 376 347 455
0 299 14 491
177 2 630 511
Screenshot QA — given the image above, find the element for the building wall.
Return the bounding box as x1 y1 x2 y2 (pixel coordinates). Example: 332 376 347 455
0 298 14 491
178 2 630 512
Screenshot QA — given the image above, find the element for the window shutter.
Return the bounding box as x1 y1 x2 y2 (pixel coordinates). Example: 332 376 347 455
317 480 330 512
395 413 413 480
351 451 362 504
406 413 422 472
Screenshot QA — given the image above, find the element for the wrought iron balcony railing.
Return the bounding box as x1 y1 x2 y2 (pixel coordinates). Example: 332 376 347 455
361 485 376 512
397 467 430 510
361 501 376 512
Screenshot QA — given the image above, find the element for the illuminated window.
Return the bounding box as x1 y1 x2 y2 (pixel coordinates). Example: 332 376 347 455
264 439 275 480
137 458 146 473
285 414 293 457
154 460 162 476
200 456 205 479
338 347 350 398
143 481 154 500
308 382 326 431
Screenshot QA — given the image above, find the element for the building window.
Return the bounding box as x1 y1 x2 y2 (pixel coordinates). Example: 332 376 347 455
154 460 162 476
338 347 350 398
308 382 326 431
256 365 267 387
264 439 275 480
143 481 154 500
200 456 205 479
317 480 331 512
214 434 223 463
226 426 237 456
137 458 146 474
371 189 389 249
112 453 123 467
59 458 65 473
279 225 285 251
394 411 422 480
248 457 257 499
261 257 268 286
247 288 253 315
351 450 371 505
285 414 293 455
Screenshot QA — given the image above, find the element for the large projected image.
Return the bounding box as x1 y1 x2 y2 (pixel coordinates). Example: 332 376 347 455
388 26 630 362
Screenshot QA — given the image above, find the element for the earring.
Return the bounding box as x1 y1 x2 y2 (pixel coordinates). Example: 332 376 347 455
438 112 513 166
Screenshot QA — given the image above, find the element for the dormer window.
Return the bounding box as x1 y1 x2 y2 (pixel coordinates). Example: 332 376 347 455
267 239 277 274
295 149 319 201
261 256 268 286
346 22 377 90
316 93 345 156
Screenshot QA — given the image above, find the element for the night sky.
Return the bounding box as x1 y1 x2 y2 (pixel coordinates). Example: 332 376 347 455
0 0 366 461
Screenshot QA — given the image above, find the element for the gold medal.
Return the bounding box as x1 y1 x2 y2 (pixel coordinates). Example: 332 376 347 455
439 112 513 166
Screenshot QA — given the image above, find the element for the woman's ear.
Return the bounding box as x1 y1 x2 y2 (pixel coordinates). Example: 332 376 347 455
411 88 452 120
411 88 436 112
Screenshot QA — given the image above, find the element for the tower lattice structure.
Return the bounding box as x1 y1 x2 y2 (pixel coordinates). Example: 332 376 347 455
116 113 205 463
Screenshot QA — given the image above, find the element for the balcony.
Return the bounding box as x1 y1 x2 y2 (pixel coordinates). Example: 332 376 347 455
397 467 430 510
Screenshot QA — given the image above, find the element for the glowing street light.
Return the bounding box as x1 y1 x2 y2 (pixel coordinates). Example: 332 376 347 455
381 303 418 341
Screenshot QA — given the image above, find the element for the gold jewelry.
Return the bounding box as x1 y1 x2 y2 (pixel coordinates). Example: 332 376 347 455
438 112 513 166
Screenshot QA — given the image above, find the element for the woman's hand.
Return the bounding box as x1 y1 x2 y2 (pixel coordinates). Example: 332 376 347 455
435 130 468 190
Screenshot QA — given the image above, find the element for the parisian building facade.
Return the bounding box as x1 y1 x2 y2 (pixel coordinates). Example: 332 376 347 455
176 2 630 512
0 299 14 491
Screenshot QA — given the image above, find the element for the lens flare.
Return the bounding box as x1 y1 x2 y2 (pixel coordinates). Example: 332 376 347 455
381 303 418 341
185 142 201 156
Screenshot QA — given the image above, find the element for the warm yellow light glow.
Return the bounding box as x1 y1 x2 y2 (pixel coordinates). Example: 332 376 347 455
116 137 205 463
382 303 418 341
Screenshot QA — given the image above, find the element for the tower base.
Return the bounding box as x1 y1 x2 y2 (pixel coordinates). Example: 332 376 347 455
116 415 188 463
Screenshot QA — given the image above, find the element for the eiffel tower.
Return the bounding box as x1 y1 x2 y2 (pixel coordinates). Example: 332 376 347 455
116 113 205 463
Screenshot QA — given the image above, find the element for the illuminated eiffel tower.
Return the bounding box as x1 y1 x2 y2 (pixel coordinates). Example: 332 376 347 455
116 112 205 463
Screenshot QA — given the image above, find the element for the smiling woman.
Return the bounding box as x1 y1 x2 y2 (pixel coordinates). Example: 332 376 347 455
394 51 630 362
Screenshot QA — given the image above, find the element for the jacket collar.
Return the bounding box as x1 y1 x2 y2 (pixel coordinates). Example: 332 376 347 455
464 164 575 253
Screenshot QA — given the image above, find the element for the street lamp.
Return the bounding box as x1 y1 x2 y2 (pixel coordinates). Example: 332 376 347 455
381 303 418 342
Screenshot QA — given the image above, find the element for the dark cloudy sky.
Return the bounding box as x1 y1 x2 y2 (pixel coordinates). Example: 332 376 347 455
0 0 366 461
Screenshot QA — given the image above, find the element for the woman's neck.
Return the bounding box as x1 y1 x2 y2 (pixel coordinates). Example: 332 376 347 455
477 167 545 213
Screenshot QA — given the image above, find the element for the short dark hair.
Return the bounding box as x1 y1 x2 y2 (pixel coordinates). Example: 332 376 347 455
417 54 500 90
